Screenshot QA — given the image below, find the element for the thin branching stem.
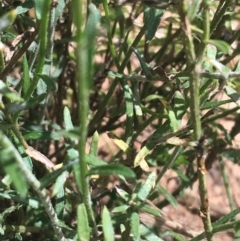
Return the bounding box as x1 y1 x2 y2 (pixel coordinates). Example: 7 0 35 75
179 1 213 240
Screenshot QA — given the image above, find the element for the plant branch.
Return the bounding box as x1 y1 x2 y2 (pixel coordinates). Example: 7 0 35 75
108 70 240 82
0 134 65 241
179 1 213 240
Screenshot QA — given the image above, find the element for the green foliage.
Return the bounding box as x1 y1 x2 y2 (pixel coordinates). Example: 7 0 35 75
0 0 239 240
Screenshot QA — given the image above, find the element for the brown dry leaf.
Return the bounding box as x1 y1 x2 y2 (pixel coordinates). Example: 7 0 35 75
25 146 55 171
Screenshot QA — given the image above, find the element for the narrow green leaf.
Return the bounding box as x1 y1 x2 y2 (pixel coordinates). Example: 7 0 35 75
0 190 40 208
115 186 131 202
188 0 201 21
216 123 232 145
144 6 164 41
0 80 23 102
137 172 156 201
205 44 217 61
52 171 68 197
64 106 74 130
200 99 232 110
102 206 114 241
55 185 65 219
85 154 107 166
54 0 66 24
173 90 185 123
6 94 46 114
163 231 185 241
130 212 140 241
208 59 231 79
112 205 129 213
0 134 28 197
139 203 161 217
16 0 35 14
152 120 170 139
174 169 190 183
40 158 78 188
56 220 73 231
22 53 30 97
77 204 90 241
131 47 152 79
145 94 164 102
167 107 178 132
157 186 178 209
37 74 57 91
23 130 61 140
213 207 240 227
134 145 152 168
207 39 231 54
225 86 240 106
222 148 240 163
87 164 135 179
140 224 164 241
123 83 134 143
33 0 45 20
85 3 101 77
89 131 99 156
63 106 82 193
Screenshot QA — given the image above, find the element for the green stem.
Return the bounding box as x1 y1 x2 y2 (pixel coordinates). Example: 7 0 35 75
102 0 120 69
155 146 183 184
220 157 236 213
0 40 6 83
24 0 51 100
179 1 213 240
191 220 240 241
71 0 98 236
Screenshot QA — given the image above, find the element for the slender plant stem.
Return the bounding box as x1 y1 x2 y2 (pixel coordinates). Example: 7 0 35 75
220 157 236 213
155 146 183 184
102 0 120 69
0 40 6 83
71 0 98 236
179 2 201 140
24 0 51 100
179 1 213 240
